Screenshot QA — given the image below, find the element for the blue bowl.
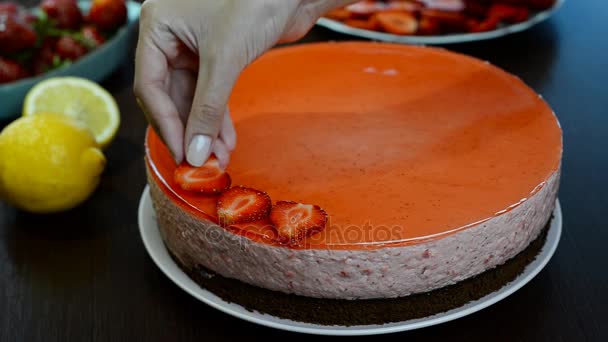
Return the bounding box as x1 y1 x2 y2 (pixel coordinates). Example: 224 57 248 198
0 0 141 120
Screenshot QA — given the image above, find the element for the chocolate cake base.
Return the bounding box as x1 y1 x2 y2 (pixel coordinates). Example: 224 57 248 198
168 218 551 326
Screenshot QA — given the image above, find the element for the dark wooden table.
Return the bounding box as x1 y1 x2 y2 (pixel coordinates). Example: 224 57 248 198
2 1 607 341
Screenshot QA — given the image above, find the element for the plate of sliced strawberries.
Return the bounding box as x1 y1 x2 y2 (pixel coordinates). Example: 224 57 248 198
318 0 564 44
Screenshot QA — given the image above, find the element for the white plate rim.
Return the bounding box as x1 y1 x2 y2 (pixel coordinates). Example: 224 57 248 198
316 0 565 45
138 186 562 336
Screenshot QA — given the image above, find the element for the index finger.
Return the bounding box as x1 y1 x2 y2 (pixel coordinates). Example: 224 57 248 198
134 35 185 163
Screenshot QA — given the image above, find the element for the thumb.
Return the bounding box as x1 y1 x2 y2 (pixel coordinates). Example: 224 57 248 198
184 55 242 167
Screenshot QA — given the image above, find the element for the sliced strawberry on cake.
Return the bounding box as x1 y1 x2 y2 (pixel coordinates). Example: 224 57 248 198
173 156 231 194
270 201 328 245
217 186 272 226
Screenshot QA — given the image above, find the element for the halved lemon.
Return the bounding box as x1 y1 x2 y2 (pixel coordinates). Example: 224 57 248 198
23 77 120 148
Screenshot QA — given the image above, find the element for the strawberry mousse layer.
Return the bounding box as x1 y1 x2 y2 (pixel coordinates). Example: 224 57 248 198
145 42 562 299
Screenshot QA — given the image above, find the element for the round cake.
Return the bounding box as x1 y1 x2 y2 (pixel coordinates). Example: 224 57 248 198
145 42 562 302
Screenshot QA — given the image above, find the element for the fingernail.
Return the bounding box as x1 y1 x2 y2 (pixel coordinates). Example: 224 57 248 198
186 135 212 167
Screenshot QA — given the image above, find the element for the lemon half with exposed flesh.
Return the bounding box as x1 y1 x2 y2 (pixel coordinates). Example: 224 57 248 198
23 77 120 149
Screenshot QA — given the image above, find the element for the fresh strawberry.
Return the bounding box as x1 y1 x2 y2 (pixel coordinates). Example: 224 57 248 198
87 0 127 31
270 201 328 244
374 11 418 35
0 2 36 24
0 57 28 83
0 2 20 15
41 0 83 29
55 36 87 60
174 156 231 194
32 37 58 75
80 25 105 49
0 14 37 54
217 187 272 226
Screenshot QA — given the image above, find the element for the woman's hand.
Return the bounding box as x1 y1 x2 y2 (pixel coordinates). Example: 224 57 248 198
134 0 353 168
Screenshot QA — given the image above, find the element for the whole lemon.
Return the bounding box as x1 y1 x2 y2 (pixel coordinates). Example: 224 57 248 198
0 113 106 213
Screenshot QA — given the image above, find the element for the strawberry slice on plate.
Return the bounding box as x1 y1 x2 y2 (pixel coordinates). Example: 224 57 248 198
217 186 272 226
417 16 441 35
324 8 352 21
174 156 231 194
374 11 418 35
270 201 328 244
346 0 386 18
344 18 380 30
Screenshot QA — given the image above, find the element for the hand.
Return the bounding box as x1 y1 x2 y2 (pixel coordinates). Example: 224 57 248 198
134 0 354 168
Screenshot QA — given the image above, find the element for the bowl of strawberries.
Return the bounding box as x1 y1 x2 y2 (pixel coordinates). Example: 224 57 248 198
0 0 140 119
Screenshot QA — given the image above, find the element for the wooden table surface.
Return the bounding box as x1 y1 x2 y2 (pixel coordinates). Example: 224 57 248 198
1 0 607 340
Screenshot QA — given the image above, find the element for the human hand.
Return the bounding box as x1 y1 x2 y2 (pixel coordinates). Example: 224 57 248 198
134 0 354 168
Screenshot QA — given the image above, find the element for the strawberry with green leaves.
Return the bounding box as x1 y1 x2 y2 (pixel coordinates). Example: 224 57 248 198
55 35 87 60
41 0 83 29
0 7 37 54
80 25 105 48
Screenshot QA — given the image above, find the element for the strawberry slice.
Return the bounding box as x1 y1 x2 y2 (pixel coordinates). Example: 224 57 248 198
344 18 379 31
374 11 418 35
173 156 231 194
417 16 441 35
324 8 352 21
270 201 328 244
217 187 272 226
420 0 464 12
346 0 386 18
469 16 500 33
386 1 422 13
421 8 468 32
